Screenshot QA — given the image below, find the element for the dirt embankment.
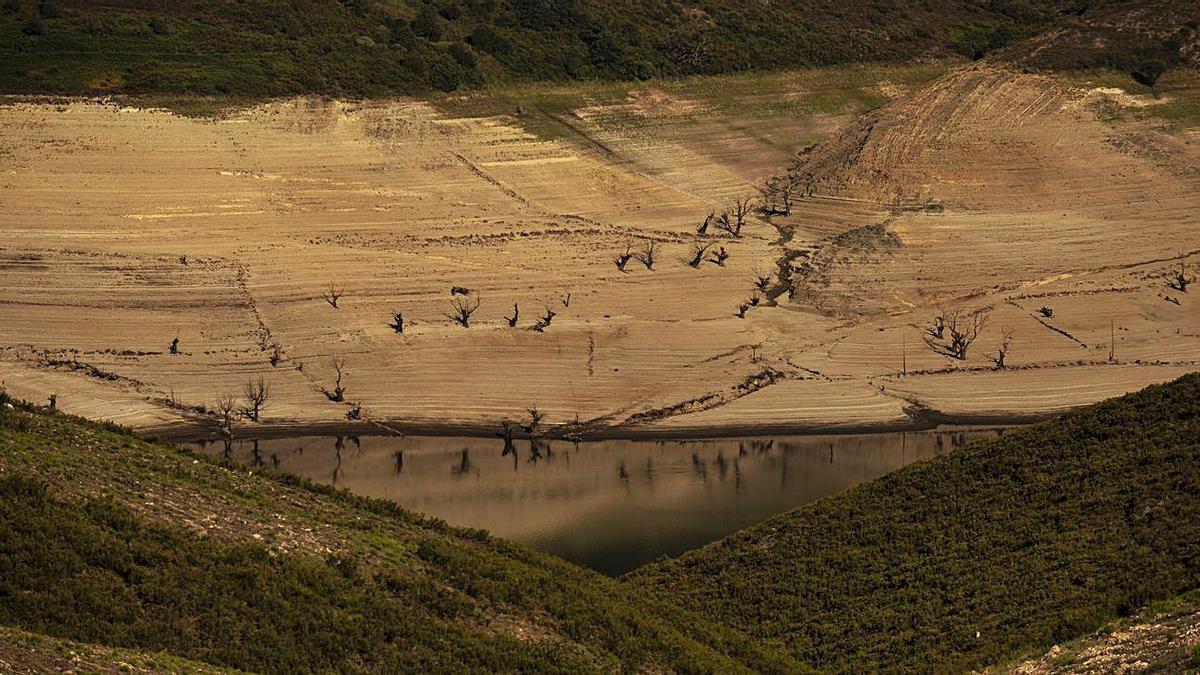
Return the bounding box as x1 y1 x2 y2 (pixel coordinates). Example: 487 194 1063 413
0 61 1197 439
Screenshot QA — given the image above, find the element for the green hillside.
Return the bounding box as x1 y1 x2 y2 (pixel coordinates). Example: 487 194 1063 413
0 0 1082 96
0 390 800 673
629 373 1200 672
2 368 1198 672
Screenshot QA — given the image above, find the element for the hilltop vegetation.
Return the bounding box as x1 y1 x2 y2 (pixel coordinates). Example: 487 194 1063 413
0 391 800 673
630 373 1200 672
0 0 1146 96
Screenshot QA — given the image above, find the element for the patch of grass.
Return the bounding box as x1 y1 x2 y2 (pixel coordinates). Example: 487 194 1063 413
629 373 1200 672
430 63 952 144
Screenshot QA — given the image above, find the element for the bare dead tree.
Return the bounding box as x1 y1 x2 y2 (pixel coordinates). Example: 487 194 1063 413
169 337 180 355
241 378 269 421
214 390 238 435
926 311 947 341
636 240 658 270
269 345 282 367
531 304 557 332
446 295 481 327
47 393 57 410
562 293 571 308
948 309 990 360
697 211 714 236
524 405 543 434
732 196 754 234
990 326 1014 369
710 246 729 266
506 303 519 327
752 268 772 292
322 357 347 402
735 302 749 319
321 282 344 308
747 293 760 307
1168 260 1191 292
714 211 737 237
1039 306 1054 318
759 175 794 216
925 308 990 360
687 242 711 268
346 402 362 420
615 243 633 272
388 312 405 334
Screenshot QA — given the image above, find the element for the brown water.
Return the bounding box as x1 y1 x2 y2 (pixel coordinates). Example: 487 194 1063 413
188 428 1003 576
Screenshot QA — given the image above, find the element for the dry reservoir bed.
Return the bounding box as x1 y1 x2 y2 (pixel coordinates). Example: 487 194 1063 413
0 64 1197 437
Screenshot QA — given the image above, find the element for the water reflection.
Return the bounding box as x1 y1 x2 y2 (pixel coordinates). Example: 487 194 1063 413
188 428 1001 576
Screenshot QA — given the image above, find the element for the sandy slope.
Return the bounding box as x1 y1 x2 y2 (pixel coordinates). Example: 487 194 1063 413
0 64 1196 438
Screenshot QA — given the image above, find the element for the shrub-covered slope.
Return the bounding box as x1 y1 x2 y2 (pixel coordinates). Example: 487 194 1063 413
628 373 1200 673
0 0 1101 96
0 393 800 673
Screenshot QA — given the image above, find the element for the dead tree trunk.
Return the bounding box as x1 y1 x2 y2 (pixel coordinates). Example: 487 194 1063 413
447 295 481 327
321 282 344 308
506 303 519 327
1169 261 1191 292
636 240 658 270
215 391 237 436
687 242 711 268
732 196 753 235
990 327 1013 369
388 313 405 334
531 305 557 332
615 243 633 272
322 357 347 402
241 378 269 421
710 246 729 266
752 269 771 291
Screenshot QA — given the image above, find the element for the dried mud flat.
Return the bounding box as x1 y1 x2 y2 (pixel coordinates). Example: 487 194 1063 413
0 63 1197 439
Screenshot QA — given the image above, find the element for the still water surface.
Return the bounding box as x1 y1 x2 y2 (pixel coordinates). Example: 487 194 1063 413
189 428 1003 576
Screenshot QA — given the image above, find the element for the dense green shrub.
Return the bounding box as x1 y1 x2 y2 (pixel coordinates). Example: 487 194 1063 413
631 373 1200 672
0 0 1072 97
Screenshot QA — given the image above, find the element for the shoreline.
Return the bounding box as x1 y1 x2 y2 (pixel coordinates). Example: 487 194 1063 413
150 410 1050 444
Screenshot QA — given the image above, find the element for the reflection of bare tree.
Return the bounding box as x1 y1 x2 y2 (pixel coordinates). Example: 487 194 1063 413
393 450 404 475
715 450 728 480
501 421 516 458
733 459 742 492
332 436 345 484
251 439 263 467
451 448 473 478
270 453 280 470
691 453 707 481
618 461 629 481
528 438 547 464
780 456 789 487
